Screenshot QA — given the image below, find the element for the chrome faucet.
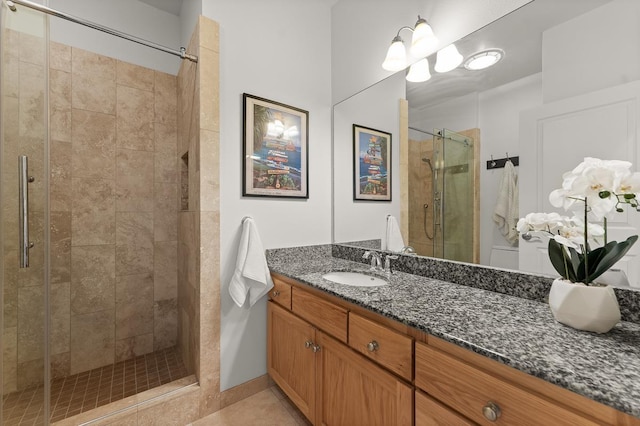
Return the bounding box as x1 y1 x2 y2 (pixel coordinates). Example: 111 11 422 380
384 255 398 274
400 246 416 254
362 251 383 272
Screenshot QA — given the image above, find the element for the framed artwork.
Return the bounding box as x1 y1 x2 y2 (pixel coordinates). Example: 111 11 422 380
353 124 391 201
243 93 309 198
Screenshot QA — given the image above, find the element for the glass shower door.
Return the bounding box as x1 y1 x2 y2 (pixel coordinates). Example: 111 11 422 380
1 2 49 424
433 129 474 263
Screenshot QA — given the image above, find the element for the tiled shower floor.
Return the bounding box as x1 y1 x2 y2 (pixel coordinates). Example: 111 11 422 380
2 346 189 425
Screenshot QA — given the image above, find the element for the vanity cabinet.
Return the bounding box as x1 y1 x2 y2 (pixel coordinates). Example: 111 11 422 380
415 341 598 425
269 278 292 310
267 276 412 425
316 330 413 426
348 312 413 381
415 390 475 426
269 273 640 426
267 301 316 421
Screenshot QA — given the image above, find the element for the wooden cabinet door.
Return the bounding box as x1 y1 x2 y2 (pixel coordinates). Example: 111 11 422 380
267 302 316 423
316 330 413 426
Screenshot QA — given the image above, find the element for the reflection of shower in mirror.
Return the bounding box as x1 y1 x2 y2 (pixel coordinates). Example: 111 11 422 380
408 127 480 263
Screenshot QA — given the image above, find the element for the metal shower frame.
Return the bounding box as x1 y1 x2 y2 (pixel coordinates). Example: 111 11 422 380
5 0 199 62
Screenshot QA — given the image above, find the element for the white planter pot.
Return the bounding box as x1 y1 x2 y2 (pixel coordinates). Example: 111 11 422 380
548 279 621 334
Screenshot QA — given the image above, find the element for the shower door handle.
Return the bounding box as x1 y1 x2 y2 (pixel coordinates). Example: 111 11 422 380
18 155 34 268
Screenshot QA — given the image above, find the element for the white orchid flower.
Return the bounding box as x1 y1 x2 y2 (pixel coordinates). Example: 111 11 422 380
618 172 640 195
567 216 605 240
517 212 566 233
552 234 580 250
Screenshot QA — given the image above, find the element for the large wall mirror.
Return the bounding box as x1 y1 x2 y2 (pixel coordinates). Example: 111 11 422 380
333 0 640 289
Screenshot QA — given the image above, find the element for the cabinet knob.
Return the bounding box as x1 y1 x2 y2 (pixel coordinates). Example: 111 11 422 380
312 344 321 353
305 340 313 349
482 402 501 422
272 290 280 297
367 340 379 352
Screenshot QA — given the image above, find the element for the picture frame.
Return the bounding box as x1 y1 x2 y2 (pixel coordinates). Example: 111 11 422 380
242 93 309 198
353 124 392 201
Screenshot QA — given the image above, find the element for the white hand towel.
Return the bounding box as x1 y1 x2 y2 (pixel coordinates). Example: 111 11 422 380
385 215 405 252
228 218 274 307
492 160 519 244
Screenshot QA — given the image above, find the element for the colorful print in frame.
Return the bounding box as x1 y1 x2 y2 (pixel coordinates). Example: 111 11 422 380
243 93 309 198
353 124 391 201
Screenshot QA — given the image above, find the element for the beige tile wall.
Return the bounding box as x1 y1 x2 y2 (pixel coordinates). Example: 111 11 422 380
46 43 180 379
2 28 48 393
4 15 221 422
408 138 435 257
177 16 221 418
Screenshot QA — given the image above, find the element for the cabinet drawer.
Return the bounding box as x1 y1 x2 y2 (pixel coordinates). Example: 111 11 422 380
269 277 292 310
292 288 347 343
348 313 412 381
415 389 475 426
415 342 598 426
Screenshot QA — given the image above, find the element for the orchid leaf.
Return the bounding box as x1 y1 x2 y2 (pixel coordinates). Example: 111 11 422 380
576 245 608 282
589 235 638 283
548 239 577 281
568 247 581 273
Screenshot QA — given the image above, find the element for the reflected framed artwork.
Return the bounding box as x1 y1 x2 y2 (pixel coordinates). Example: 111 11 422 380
242 93 309 198
353 124 391 201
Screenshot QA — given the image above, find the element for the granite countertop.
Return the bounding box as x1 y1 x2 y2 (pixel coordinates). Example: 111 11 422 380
268 253 640 419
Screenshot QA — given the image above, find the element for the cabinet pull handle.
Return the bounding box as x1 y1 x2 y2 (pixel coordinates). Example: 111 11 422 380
272 290 280 297
367 340 379 352
312 344 321 353
482 401 501 422
305 340 313 349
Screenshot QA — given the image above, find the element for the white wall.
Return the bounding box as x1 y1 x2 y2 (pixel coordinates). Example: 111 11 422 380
47 0 183 74
331 0 531 104
410 92 478 133
333 73 405 243
202 0 333 391
542 0 640 103
478 73 541 265
180 0 202 49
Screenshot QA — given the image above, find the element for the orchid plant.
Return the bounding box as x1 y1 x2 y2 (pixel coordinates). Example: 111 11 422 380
517 158 639 285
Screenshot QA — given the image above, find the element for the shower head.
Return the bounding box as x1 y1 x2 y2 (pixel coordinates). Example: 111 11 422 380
422 157 433 171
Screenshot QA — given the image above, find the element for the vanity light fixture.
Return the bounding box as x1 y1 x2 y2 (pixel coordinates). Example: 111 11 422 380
410 16 437 58
406 58 431 83
434 44 463 73
382 35 407 71
463 48 504 71
382 15 438 72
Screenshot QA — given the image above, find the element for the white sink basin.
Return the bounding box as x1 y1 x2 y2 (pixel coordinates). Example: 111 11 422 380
322 271 388 287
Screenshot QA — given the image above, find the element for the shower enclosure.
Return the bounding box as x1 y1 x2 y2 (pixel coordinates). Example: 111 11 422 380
408 127 479 263
1 1 204 424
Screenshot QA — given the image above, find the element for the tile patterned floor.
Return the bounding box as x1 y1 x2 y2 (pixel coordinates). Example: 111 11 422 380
192 386 312 426
2 346 189 425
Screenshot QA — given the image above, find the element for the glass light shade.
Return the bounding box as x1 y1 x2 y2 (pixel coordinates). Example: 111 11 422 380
463 49 504 70
406 58 431 83
434 44 463 73
410 18 437 58
382 36 407 71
